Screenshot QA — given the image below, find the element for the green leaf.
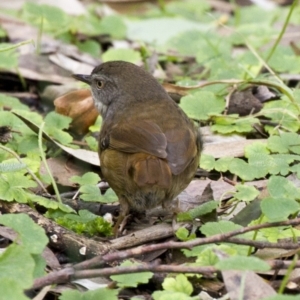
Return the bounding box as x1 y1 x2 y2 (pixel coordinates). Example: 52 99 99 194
267 133 300 154
44 112 73 145
0 94 29 110
228 157 268 181
267 176 300 199
215 255 270 271
167 0 210 20
211 115 259 134
247 153 274 177
0 244 35 289
110 260 153 288
59 288 118 300
175 227 196 241
214 157 235 172
79 185 102 202
152 291 195 300
267 46 300 73
0 214 48 254
236 5 282 25
194 244 237 266
0 161 26 173
179 91 225 121
75 14 102 36
0 27 7 38
102 49 141 64
244 142 270 158
0 173 37 203
290 163 300 179
230 24 275 48
100 188 118 203
58 203 75 213
166 30 215 56
71 172 100 186
268 154 296 176
177 201 218 222
76 40 101 57
261 99 300 133
182 245 208 258
21 2 71 34
100 15 127 39
201 220 242 237
15 134 40 155
261 197 300 222
85 136 98 151
64 209 97 223
163 274 193 296
234 184 259 202
32 253 47 278
0 278 30 300
0 43 18 69
126 18 209 46
261 225 300 243
89 116 102 133
199 154 215 171
33 196 59 209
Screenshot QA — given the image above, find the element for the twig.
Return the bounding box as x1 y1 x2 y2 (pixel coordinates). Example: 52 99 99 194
32 219 300 289
74 218 300 271
31 259 300 290
226 237 300 250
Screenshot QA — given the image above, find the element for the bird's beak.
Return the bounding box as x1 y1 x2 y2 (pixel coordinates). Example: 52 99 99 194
72 74 92 85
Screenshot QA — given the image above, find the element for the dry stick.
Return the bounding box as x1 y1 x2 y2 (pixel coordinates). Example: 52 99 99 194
73 264 216 279
224 237 300 250
67 260 300 279
31 218 300 290
74 218 300 271
32 259 300 290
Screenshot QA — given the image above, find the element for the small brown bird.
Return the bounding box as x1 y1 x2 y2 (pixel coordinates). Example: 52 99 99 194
73 61 202 234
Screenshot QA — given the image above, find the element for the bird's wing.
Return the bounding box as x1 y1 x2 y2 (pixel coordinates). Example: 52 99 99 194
106 120 168 158
102 120 199 176
165 128 199 175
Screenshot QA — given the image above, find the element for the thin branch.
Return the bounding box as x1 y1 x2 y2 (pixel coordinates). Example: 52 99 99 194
74 218 300 271
73 264 216 280
31 259 300 290
225 237 300 250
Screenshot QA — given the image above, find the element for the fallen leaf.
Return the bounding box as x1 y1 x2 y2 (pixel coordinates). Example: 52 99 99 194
215 249 276 300
12 111 100 166
54 89 98 135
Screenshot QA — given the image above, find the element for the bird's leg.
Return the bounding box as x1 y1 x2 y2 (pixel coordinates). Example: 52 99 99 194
113 199 130 237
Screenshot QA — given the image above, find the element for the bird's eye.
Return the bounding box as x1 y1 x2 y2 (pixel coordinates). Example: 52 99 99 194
96 80 104 89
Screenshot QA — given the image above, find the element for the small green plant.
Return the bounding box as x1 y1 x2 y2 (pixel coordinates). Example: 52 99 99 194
56 209 112 237
71 172 118 203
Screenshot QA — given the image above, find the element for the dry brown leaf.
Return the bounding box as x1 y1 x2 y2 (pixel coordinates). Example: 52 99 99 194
39 156 92 187
222 269 276 299
54 89 98 135
203 139 267 158
49 53 94 74
215 250 276 300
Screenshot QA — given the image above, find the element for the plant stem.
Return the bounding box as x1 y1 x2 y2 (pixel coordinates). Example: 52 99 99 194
266 0 298 62
38 122 62 203
0 144 48 194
